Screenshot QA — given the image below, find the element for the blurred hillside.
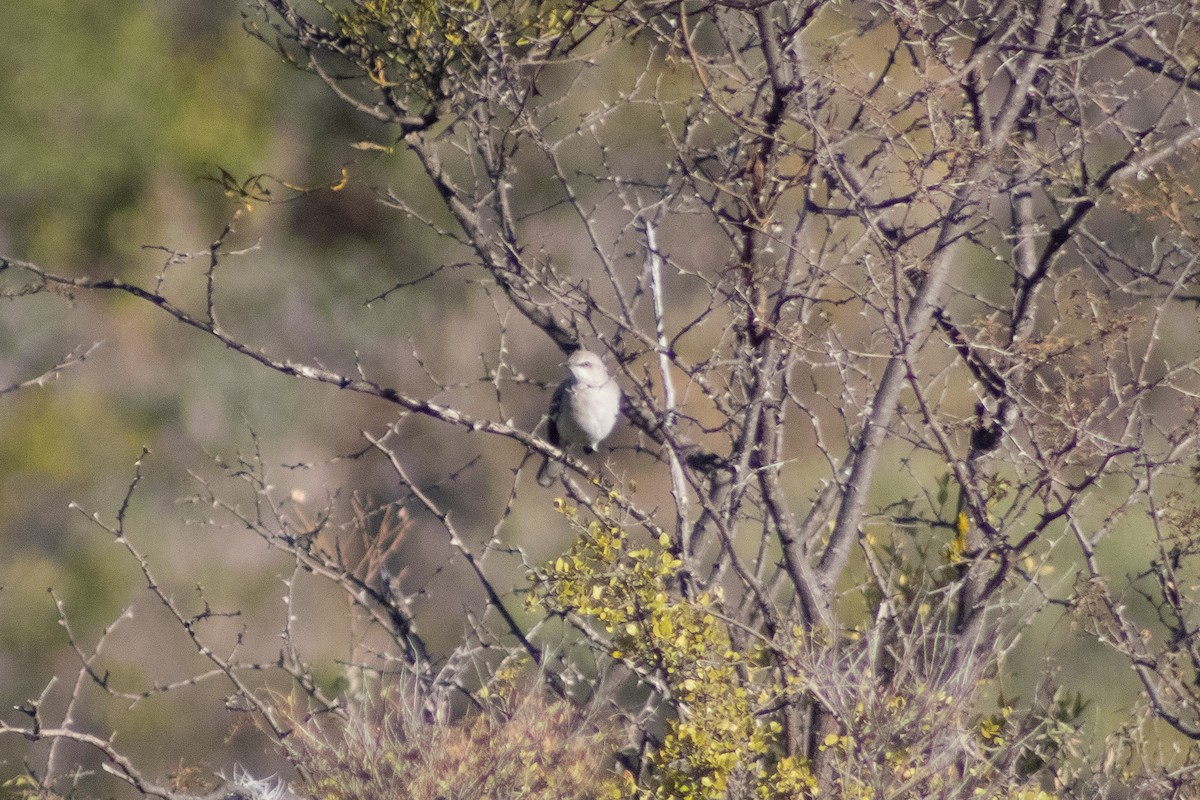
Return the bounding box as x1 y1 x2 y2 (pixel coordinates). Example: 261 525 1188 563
0 0 468 787
2 1 1199 796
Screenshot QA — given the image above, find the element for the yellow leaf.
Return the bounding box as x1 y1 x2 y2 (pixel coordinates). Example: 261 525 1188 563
329 167 349 191
350 140 395 153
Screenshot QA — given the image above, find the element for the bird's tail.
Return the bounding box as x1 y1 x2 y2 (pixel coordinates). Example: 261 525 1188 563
536 455 563 487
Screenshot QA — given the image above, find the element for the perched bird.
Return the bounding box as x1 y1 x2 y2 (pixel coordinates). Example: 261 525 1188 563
536 349 621 487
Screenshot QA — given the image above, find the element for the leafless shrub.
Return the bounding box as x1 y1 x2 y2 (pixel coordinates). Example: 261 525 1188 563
4 0 1200 797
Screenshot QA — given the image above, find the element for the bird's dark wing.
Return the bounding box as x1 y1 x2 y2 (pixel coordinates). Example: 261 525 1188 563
546 379 568 446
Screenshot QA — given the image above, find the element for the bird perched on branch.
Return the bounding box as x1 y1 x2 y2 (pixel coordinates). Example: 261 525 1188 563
537 349 621 487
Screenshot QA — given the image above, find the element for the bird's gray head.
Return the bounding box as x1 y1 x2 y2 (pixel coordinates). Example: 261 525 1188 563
566 349 609 386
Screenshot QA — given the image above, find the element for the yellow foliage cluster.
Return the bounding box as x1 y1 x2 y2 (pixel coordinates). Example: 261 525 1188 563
529 502 818 799
331 0 591 108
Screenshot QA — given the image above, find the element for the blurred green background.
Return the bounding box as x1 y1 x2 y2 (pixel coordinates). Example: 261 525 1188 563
0 0 1181 794
0 0 459 788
